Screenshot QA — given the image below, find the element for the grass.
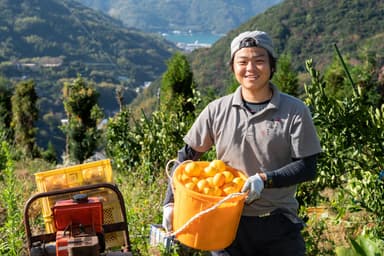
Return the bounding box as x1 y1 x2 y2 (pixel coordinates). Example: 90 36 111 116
115 173 167 254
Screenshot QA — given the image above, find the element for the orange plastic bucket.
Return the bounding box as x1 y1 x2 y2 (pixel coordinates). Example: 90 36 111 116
172 161 246 251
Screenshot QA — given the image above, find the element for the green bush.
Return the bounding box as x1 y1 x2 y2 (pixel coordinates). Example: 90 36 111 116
299 59 384 212
106 107 194 183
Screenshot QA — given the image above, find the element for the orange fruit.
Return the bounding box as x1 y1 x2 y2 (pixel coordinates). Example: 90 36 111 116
202 187 215 195
179 173 191 183
209 159 226 171
212 186 223 196
213 172 226 187
203 165 218 177
205 176 214 186
222 182 239 195
184 162 202 177
178 161 247 197
197 179 209 192
184 182 196 191
191 177 199 184
232 177 245 189
222 171 234 183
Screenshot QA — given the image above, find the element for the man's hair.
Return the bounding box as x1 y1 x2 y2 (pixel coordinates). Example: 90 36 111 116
229 37 277 79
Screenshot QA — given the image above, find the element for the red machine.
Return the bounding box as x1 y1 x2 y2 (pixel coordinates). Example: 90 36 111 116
53 195 103 233
24 183 132 256
53 194 104 256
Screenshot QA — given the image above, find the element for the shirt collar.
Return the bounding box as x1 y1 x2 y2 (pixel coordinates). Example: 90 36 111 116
232 83 281 109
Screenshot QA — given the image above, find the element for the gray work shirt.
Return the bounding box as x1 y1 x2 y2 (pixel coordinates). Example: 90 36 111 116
184 84 322 217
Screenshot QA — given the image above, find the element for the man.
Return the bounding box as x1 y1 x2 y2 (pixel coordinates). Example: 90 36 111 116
163 30 321 256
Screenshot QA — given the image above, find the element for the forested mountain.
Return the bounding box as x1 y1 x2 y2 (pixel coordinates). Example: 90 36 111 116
0 0 175 88
187 0 384 93
76 0 282 34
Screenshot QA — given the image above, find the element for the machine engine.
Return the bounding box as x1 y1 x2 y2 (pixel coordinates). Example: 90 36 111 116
31 194 106 256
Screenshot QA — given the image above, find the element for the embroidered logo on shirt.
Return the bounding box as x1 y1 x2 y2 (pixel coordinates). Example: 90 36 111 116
266 118 282 135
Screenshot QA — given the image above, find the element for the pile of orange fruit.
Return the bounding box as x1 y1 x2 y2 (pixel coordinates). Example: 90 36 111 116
175 160 246 197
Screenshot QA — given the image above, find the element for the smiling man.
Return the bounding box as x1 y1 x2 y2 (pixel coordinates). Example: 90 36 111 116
163 30 322 256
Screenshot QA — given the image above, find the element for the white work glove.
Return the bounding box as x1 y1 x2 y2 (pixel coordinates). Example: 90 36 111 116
162 203 174 232
241 173 264 204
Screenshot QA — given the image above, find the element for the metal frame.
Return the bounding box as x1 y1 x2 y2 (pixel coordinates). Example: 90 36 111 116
23 182 131 255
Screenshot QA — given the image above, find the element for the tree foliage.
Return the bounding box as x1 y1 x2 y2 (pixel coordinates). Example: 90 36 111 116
299 58 384 219
161 52 195 115
106 108 193 183
62 76 103 163
11 79 39 158
0 77 13 141
272 53 299 97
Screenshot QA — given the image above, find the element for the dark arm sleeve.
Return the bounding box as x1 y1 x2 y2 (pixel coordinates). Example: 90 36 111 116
163 144 203 205
265 153 319 188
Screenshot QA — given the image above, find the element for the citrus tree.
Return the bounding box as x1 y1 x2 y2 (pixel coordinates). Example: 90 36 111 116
299 59 384 255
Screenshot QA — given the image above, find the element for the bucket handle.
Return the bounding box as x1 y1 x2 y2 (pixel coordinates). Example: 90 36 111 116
165 158 180 181
165 160 246 237
165 159 194 195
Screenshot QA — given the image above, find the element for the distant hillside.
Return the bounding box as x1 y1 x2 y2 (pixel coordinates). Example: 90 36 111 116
0 0 176 87
188 0 384 92
76 0 282 34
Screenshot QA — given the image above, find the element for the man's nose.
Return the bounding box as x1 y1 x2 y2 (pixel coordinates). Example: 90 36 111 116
246 61 256 71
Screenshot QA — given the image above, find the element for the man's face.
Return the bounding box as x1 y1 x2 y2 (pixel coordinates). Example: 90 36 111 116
232 47 271 92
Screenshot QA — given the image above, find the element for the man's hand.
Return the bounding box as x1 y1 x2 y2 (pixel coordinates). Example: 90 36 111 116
162 203 174 232
241 173 264 204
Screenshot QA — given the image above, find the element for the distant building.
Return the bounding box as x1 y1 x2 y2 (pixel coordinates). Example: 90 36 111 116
176 42 211 52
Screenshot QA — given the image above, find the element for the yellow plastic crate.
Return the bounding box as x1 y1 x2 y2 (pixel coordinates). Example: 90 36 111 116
34 159 113 192
34 159 113 217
